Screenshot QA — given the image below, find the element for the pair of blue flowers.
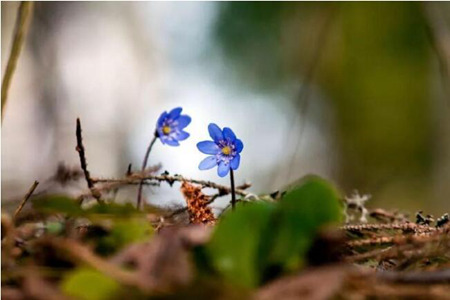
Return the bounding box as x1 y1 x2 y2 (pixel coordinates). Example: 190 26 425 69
155 107 243 178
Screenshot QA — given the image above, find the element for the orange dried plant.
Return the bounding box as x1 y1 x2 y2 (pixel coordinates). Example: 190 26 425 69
180 181 216 225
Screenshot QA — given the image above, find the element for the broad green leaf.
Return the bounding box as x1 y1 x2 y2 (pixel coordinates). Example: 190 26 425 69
265 175 343 271
61 268 122 300
207 201 275 288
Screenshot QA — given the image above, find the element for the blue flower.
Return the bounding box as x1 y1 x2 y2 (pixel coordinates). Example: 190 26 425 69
197 123 243 177
156 107 191 146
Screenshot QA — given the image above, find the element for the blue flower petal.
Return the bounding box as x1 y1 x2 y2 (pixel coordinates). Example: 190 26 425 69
217 161 230 177
163 138 180 147
208 123 223 142
176 115 191 129
156 127 165 139
157 111 168 126
176 131 190 141
197 141 220 154
230 154 240 170
234 139 244 153
199 156 217 170
168 107 182 119
222 127 236 142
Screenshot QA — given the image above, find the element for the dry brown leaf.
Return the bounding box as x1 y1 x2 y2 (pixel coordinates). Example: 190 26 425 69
180 181 216 225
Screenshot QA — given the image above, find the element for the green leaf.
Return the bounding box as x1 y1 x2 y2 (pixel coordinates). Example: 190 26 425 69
32 195 83 216
45 221 64 235
204 175 343 288
32 196 142 220
97 219 154 255
61 268 122 300
266 175 343 271
206 201 275 288
85 202 142 218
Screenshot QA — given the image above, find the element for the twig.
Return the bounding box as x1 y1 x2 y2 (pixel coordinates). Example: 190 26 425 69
1 1 34 122
346 230 449 263
14 180 39 220
369 208 408 223
346 236 396 248
93 174 250 197
137 134 158 210
75 118 101 203
76 181 159 204
346 229 442 248
126 163 132 176
377 269 450 284
341 223 436 234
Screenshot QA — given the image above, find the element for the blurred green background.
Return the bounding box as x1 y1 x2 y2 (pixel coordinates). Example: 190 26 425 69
2 2 449 215
214 2 450 214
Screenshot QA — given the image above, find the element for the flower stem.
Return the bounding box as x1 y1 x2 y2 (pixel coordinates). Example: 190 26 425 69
136 133 158 210
230 169 236 211
2 2 34 123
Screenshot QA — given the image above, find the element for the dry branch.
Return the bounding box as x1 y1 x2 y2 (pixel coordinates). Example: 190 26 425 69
76 118 101 203
92 174 251 197
13 180 39 220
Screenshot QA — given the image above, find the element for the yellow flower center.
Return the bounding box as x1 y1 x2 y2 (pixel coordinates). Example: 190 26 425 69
162 126 171 135
221 146 231 155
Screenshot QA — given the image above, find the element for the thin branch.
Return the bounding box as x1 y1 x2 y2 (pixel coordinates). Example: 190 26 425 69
76 180 159 204
93 174 250 197
1 1 34 122
377 269 450 284
76 118 101 203
346 230 440 248
341 222 437 234
346 230 449 262
137 134 158 210
14 180 39 220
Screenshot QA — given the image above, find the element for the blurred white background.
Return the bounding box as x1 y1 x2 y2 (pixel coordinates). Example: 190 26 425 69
2 2 336 209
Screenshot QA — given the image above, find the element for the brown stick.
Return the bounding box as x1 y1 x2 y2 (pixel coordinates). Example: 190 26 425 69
14 180 39 220
346 230 449 262
341 223 436 234
76 118 101 203
1 1 34 122
93 174 250 197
